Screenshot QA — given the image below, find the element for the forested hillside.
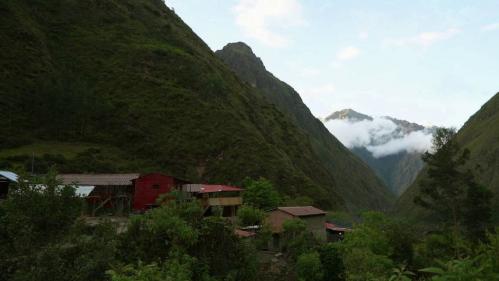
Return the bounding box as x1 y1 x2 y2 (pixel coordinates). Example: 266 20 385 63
216 42 392 211
397 92 499 221
0 0 392 210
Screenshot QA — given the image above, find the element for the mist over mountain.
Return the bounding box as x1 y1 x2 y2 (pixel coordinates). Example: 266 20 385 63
323 109 435 195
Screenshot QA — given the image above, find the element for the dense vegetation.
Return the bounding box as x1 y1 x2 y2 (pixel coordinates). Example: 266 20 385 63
397 93 499 222
0 0 394 211
1 172 497 281
216 42 392 211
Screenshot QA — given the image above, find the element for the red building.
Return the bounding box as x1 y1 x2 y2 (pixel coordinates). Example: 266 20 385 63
132 173 189 211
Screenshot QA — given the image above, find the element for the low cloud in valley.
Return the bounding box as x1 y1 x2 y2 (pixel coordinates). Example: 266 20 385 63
325 117 433 158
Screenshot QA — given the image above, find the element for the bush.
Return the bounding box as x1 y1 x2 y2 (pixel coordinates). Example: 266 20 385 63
296 251 324 281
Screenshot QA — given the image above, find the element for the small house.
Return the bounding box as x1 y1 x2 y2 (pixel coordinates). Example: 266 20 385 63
0 171 18 199
183 184 243 217
325 222 352 242
266 206 327 250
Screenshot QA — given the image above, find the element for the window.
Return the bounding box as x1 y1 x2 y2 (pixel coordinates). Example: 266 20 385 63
152 184 160 189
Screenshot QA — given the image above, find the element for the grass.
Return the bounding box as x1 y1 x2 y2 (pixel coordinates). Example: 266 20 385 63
0 141 97 159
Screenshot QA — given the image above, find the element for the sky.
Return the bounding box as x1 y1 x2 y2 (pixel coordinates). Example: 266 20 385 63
166 0 499 128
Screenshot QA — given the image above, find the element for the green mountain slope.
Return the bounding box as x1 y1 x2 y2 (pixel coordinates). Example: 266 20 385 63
0 0 393 210
351 147 424 196
216 42 393 211
397 92 499 220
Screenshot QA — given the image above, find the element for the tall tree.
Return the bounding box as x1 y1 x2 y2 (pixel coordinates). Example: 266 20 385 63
414 128 492 239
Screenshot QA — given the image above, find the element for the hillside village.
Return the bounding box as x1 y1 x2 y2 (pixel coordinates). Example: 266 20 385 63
1 0 499 280
0 170 350 247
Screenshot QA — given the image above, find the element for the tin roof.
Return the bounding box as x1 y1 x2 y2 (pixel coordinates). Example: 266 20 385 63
199 185 243 193
325 222 352 232
58 174 140 186
0 171 18 182
277 206 326 217
235 229 256 238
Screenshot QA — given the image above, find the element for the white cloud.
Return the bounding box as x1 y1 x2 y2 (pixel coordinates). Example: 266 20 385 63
233 0 306 47
390 28 461 48
336 46 361 61
481 23 499 31
324 117 433 158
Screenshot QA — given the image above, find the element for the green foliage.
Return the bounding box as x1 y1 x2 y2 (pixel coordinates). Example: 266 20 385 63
107 255 197 281
420 255 499 281
237 205 265 227
118 201 202 263
282 195 314 207
414 127 493 238
326 211 355 228
463 183 493 240
318 243 345 281
388 265 415 281
399 92 499 223
336 212 418 281
296 251 324 281
0 170 117 281
282 218 318 259
242 178 281 210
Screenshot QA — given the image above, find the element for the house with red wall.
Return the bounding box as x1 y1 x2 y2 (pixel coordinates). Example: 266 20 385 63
132 173 189 212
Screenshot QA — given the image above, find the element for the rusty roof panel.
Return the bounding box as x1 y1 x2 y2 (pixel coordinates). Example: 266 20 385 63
277 206 326 217
58 174 140 186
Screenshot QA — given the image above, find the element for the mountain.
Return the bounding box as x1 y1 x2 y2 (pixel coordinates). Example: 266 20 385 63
216 42 393 211
324 109 433 195
397 93 499 221
325 109 373 122
0 0 393 211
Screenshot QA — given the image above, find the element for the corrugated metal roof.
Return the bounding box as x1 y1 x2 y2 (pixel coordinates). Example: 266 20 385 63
58 174 140 186
277 206 326 217
199 185 243 193
235 229 256 238
75 186 95 197
325 222 352 232
0 171 18 182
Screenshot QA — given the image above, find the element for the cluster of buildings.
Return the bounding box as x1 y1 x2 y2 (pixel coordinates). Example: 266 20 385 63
0 170 350 246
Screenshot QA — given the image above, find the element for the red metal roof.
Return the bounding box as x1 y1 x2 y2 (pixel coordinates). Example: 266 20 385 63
199 185 243 193
277 206 326 217
325 222 352 232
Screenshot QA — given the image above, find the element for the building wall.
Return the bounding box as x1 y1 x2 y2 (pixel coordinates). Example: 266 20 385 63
132 173 176 211
302 215 326 241
266 210 326 240
266 210 294 233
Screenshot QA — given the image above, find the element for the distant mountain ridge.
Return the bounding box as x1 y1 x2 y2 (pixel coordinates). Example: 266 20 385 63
324 109 433 195
216 42 394 211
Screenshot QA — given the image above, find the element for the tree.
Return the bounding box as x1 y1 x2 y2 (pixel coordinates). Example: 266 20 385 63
242 178 281 210
414 127 492 238
463 183 492 240
0 169 117 281
296 251 324 281
319 243 345 281
236 205 265 227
